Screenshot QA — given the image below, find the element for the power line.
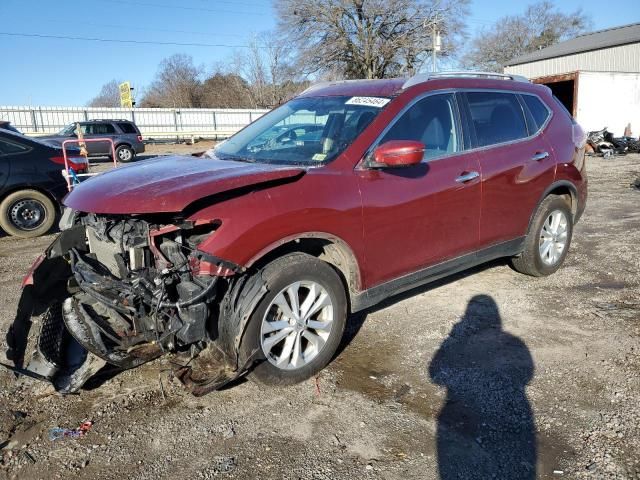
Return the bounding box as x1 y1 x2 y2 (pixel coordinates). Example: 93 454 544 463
0 31 264 49
80 21 248 38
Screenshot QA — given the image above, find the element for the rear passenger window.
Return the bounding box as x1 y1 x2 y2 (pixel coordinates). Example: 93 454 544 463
466 92 528 147
380 93 459 160
522 95 550 131
117 122 137 134
92 123 116 134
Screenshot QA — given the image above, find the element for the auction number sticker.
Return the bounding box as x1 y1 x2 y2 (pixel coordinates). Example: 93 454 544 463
345 96 390 108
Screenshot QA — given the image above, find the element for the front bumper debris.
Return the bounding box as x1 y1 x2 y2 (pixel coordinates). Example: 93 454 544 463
3 220 249 395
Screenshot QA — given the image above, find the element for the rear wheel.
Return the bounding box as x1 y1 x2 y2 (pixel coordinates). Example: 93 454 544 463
241 253 347 386
0 189 56 238
511 195 573 276
115 144 134 162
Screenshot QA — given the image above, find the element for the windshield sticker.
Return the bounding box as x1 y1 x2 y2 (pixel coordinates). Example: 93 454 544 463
345 96 390 108
312 153 327 161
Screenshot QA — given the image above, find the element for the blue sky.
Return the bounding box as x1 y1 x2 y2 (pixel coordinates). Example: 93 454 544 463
0 0 638 106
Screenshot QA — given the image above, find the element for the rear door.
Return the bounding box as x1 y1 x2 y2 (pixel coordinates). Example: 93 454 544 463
357 92 482 287
460 91 555 247
86 123 117 155
0 138 21 189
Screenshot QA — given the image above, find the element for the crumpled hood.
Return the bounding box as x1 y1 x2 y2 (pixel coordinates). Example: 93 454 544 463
63 154 305 214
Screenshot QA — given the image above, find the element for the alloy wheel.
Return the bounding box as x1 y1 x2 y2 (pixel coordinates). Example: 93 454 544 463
539 209 568 265
118 148 133 161
260 280 334 370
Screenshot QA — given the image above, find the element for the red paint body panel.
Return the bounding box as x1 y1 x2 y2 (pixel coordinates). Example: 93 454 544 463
192 168 367 288
63 155 304 214
475 134 556 245
356 151 481 286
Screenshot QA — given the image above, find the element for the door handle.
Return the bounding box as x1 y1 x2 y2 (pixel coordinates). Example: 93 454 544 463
455 171 480 183
531 151 550 161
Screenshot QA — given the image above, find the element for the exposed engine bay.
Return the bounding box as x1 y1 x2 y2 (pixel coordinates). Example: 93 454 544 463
4 210 261 396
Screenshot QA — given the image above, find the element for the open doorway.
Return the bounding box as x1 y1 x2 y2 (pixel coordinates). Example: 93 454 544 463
533 72 578 117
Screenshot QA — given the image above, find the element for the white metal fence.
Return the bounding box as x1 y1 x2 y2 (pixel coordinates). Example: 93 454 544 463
0 106 270 140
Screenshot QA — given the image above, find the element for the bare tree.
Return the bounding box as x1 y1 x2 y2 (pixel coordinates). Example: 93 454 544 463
462 1 592 72
200 66 255 108
275 0 470 79
87 79 122 107
140 54 203 107
230 33 303 108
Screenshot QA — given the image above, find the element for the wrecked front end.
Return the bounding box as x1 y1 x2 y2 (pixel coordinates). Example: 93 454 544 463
4 210 253 396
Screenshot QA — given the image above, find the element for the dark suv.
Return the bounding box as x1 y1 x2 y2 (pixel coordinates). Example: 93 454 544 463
40 119 144 162
7 72 587 395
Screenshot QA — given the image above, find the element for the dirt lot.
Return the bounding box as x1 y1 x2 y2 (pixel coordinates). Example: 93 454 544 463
0 151 639 479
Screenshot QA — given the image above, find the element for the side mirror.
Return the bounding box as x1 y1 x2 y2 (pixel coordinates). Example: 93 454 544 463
370 140 424 168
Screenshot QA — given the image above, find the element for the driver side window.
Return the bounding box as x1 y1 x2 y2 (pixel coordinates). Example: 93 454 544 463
380 94 459 161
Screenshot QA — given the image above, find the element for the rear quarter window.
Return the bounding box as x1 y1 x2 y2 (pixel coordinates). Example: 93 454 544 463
0 139 30 155
117 122 138 134
522 95 551 131
466 92 528 147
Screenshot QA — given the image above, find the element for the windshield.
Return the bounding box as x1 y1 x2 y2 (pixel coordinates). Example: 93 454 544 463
58 123 77 135
214 95 388 165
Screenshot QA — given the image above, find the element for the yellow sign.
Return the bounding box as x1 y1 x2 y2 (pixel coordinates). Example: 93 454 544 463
119 81 133 108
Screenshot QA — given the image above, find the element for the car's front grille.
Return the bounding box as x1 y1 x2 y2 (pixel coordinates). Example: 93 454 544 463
38 303 65 366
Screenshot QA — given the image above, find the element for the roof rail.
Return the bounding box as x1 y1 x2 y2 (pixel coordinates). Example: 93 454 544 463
402 71 530 89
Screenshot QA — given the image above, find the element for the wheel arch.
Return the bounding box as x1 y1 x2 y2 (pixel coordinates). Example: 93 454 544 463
526 181 577 236
244 232 363 307
0 184 60 210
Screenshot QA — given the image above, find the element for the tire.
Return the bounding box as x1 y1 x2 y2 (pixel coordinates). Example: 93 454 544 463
115 144 135 162
511 195 573 277
241 252 347 386
0 189 57 238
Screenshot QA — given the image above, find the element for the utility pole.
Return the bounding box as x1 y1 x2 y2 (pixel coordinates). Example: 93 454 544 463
429 13 443 72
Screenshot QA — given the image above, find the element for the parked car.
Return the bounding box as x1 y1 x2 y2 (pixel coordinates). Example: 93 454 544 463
0 129 88 237
40 119 145 162
7 72 587 395
0 121 21 134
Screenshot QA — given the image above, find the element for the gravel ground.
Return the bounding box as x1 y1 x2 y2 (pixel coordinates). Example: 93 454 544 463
0 152 639 479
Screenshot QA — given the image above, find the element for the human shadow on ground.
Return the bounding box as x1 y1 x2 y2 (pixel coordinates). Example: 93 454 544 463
429 294 536 479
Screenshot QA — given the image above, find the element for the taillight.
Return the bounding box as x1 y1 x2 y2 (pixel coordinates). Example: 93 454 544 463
50 155 89 172
572 123 587 149
137 135 143 142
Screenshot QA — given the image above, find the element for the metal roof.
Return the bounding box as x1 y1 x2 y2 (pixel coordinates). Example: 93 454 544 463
507 22 640 66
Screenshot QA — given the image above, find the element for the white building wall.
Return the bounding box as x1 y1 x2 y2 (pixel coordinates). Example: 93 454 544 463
505 43 640 78
576 71 640 136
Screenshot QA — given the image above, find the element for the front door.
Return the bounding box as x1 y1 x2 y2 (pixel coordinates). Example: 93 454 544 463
357 93 482 288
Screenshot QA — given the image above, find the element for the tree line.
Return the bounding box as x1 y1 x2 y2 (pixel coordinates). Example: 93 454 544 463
88 0 590 109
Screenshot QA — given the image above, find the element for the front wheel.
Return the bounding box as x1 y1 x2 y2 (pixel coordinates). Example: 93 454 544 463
241 253 347 386
0 189 57 238
511 195 573 276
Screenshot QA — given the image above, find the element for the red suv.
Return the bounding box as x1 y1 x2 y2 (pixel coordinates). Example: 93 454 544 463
6 72 587 395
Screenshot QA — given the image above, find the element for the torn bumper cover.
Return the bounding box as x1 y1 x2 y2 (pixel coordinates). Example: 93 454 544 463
3 217 257 396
